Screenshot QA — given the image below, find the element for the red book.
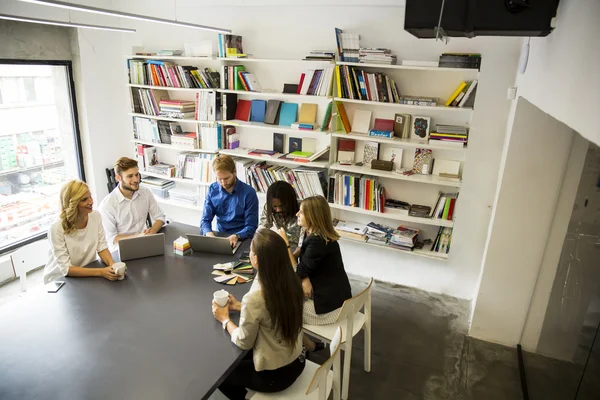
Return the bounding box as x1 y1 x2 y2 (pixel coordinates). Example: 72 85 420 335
337 139 356 151
373 118 394 132
447 198 456 220
234 99 252 121
363 71 371 101
297 73 305 94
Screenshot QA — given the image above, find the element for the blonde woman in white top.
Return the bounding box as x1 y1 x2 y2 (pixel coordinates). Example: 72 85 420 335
212 228 305 399
44 180 123 283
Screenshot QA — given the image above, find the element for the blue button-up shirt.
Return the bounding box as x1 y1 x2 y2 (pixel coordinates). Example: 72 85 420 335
200 178 259 240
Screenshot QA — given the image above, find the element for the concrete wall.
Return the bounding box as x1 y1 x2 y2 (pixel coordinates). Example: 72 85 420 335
0 20 72 60
470 98 576 346
517 0 600 147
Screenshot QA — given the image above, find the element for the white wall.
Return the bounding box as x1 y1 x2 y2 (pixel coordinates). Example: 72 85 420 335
0 1 522 300
470 98 576 346
517 0 600 147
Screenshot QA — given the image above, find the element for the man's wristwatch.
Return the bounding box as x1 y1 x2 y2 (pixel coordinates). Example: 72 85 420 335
235 234 241 241
222 319 231 330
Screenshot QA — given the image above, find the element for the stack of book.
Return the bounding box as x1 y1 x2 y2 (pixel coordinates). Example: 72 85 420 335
438 53 481 69
365 222 392 246
170 132 198 149
297 67 334 96
304 50 335 61
333 220 368 241
431 227 452 254
157 50 183 56
159 100 195 119
399 96 438 106
175 152 217 183
140 175 175 197
429 125 468 147
359 48 397 65
445 80 478 108
388 226 419 251
173 236 192 256
432 192 458 221
234 159 328 200
329 172 385 212
334 28 360 62
336 65 401 103
145 163 176 178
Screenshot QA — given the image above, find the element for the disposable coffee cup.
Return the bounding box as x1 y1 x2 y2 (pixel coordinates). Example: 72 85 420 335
213 289 229 307
112 262 127 280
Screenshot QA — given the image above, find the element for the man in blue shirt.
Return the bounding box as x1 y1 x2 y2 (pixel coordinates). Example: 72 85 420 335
201 154 259 247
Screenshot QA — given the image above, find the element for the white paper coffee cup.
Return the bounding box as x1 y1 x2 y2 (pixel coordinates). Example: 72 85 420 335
112 262 127 280
213 289 229 307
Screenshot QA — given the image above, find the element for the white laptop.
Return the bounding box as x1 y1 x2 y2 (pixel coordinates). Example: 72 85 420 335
118 233 165 261
186 234 241 255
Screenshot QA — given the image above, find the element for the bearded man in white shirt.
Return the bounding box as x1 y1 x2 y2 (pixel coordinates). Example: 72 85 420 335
99 157 166 251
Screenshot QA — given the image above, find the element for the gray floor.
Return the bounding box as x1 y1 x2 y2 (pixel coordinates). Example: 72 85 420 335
1 271 591 399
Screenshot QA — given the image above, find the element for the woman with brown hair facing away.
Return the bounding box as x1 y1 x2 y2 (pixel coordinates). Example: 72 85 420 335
212 229 305 399
279 195 352 350
44 180 122 283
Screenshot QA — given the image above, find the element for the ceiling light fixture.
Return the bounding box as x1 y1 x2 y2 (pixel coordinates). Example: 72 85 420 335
0 13 136 33
19 0 232 34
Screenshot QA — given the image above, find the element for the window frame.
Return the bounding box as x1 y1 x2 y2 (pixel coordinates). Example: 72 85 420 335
0 59 85 255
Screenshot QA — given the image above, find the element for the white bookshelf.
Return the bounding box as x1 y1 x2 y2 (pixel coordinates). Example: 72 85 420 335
218 120 330 136
334 97 473 112
155 197 204 212
218 57 334 64
140 170 213 186
336 61 479 74
128 55 217 61
329 203 454 227
132 139 218 153
127 83 216 92
220 148 329 168
129 113 213 124
219 88 330 100
338 236 448 261
329 162 462 188
331 132 467 153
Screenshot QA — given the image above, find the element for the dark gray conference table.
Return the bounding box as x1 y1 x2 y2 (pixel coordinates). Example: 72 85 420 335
0 223 253 400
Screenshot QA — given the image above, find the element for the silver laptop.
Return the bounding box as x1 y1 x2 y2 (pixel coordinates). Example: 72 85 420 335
118 233 166 261
186 234 241 255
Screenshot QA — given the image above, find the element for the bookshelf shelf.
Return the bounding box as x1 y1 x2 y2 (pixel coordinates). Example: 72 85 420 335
219 148 330 168
128 84 216 92
154 196 204 212
128 55 217 61
219 89 331 101
336 61 479 74
338 236 448 261
132 140 218 153
331 132 467 153
218 57 334 64
141 170 213 186
329 203 453 227
333 97 473 112
217 119 329 136
330 162 462 188
129 113 212 124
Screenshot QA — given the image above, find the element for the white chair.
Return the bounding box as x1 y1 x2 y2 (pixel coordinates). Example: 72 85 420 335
246 326 343 400
303 278 374 400
10 240 49 292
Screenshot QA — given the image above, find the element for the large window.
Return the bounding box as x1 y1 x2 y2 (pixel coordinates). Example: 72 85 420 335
0 60 84 253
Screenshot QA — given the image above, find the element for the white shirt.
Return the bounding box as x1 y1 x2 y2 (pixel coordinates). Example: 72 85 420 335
231 279 303 371
98 185 165 251
44 211 108 284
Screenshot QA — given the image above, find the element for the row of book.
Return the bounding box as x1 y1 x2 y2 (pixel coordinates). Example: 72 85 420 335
328 172 386 212
431 227 453 254
217 34 245 58
297 67 334 96
133 117 186 145
439 53 481 69
234 159 328 200
336 65 401 103
334 220 419 251
128 59 220 89
445 80 478 108
359 48 397 65
221 65 262 92
429 125 469 148
432 192 458 221
130 88 164 116
303 50 335 61
175 152 218 182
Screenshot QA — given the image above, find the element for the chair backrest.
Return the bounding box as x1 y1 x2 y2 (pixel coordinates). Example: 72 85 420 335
11 239 49 277
306 326 342 397
336 277 374 323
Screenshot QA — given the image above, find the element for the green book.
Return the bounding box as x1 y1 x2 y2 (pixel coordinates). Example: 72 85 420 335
288 151 313 158
321 102 333 132
233 65 246 91
442 198 451 220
